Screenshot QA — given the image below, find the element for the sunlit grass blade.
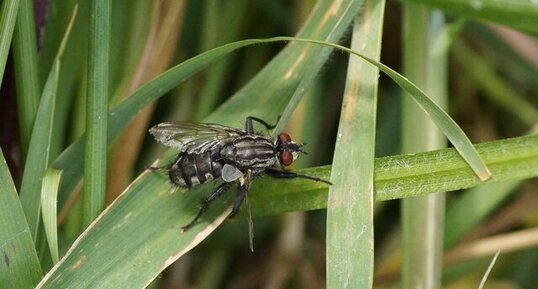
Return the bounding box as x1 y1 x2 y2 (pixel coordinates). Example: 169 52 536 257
0 149 43 288
0 0 20 87
327 1 384 288
405 0 538 34
83 0 111 226
13 0 41 157
40 169 62 264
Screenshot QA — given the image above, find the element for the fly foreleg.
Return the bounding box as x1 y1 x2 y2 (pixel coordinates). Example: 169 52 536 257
181 182 232 231
265 168 332 185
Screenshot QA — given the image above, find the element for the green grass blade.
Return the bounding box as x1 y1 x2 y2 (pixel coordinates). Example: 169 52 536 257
13 0 41 157
405 0 538 34
0 0 20 88
326 1 384 288
401 6 447 289
247 134 538 217
19 6 76 242
40 169 62 264
83 0 111 226
0 149 43 289
19 61 60 241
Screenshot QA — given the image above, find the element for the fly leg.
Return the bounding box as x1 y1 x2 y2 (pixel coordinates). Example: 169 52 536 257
229 183 248 218
265 168 333 185
181 182 232 231
245 116 277 134
230 181 256 251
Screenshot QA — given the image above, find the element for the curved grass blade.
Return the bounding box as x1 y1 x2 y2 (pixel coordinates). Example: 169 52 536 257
280 37 491 180
40 169 63 264
0 149 43 289
53 33 491 216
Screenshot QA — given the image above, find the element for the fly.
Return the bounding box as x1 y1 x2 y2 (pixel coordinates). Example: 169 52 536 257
149 116 331 250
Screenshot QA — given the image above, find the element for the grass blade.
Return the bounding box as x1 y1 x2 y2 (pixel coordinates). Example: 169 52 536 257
13 0 41 157
326 0 385 287
247 134 538 217
19 5 76 241
40 169 62 264
400 6 447 289
83 0 111 226
0 149 43 288
0 0 20 88
19 61 60 241
287 37 491 180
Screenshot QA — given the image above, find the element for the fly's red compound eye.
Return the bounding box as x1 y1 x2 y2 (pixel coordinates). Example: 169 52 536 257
278 132 291 143
280 151 293 166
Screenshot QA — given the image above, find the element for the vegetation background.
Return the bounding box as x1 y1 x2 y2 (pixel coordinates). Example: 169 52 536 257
0 0 537 288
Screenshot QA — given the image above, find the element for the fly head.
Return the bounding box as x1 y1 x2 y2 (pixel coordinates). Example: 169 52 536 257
275 132 307 167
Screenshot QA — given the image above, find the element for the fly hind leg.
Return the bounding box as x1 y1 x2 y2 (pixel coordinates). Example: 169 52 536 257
181 182 232 231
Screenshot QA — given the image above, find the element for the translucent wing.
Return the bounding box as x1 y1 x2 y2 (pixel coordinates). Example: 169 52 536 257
149 121 243 152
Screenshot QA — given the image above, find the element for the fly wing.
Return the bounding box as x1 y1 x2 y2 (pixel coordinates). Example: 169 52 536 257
149 122 243 152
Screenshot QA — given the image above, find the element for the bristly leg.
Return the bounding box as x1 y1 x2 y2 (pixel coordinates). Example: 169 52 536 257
181 182 232 231
265 168 333 185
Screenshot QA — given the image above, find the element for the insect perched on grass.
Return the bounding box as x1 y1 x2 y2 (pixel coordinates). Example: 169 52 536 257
149 116 331 250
